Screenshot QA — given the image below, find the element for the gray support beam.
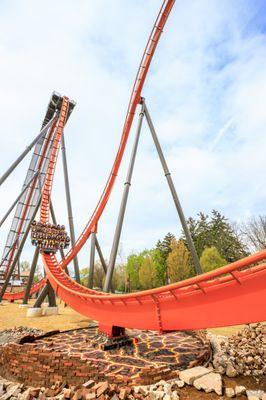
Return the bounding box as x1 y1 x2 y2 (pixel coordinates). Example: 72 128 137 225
17 257 21 280
22 247 39 304
0 170 40 228
0 116 56 186
33 283 49 308
0 199 40 301
95 236 107 273
88 230 96 288
95 236 114 293
103 103 145 292
143 100 202 275
47 281 56 307
61 134 80 283
0 242 16 269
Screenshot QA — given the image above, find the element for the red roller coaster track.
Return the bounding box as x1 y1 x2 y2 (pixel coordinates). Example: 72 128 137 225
4 0 266 332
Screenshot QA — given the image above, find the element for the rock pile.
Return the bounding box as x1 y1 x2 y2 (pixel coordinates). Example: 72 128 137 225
211 323 266 378
1 366 266 400
0 377 181 400
0 327 44 346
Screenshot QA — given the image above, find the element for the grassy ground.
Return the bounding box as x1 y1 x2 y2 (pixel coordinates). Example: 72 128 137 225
0 300 91 332
0 299 246 335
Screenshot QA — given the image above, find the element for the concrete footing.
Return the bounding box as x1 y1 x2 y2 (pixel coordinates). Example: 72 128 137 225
26 307 43 317
43 306 59 316
19 304 30 308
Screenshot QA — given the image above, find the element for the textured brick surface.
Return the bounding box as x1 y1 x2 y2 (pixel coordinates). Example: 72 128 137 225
0 327 210 387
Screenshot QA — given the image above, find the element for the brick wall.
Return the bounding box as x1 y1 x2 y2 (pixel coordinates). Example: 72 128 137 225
0 342 178 387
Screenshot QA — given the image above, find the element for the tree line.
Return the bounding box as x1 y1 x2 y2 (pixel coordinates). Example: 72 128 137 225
79 211 265 292
19 211 265 292
124 210 247 291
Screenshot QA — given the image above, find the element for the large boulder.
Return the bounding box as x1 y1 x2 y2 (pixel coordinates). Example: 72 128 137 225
179 366 211 385
193 372 222 395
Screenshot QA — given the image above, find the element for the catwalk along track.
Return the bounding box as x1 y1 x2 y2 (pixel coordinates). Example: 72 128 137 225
36 0 265 335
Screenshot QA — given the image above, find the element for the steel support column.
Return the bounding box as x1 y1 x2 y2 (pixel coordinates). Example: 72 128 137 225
47 281 56 307
0 171 39 228
143 100 202 275
22 247 39 304
33 283 49 308
103 103 145 292
0 116 56 186
88 227 96 288
61 134 80 283
95 236 107 274
0 199 40 301
0 242 15 270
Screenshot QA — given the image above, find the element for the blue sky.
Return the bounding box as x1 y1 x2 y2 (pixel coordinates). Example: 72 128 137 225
0 0 265 269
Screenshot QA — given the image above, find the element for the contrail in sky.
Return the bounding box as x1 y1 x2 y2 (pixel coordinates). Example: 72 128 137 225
210 118 233 151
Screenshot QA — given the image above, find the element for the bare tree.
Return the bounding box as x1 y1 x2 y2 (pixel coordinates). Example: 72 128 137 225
93 261 105 289
241 215 266 251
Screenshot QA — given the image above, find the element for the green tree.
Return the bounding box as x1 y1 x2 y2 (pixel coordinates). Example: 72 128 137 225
200 246 227 272
151 248 165 286
112 264 126 292
167 239 194 283
80 267 89 286
156 232 176 284
125 251 148 291
20 261 30 272
93 262 105 289
20 260 43 283
210 210 248 262
184 213 210 257
139 255 158 289
183 210 248 262
80 263 105 289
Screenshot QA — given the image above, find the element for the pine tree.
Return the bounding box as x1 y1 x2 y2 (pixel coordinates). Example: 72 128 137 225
156 232 176 258
183 210 248 262
156 232 176 284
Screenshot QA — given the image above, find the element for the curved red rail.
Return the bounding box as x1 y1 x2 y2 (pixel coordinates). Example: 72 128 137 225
3 278 46 301
57 0 175 269
39 0 265 333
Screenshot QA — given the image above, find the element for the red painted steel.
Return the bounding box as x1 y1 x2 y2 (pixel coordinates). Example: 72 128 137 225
3 0 175 303
3 278 46 301
4 0 263 332
3 119 57 279
38 0 266 334
2 119 58 300
56 0 176 269
43 256 266 331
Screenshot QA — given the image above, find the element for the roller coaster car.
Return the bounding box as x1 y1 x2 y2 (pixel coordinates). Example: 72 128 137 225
30 220 70 254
